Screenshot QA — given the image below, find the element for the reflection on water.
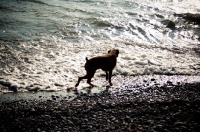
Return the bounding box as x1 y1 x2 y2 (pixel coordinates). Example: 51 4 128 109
0 0 200 94
0 0 199 43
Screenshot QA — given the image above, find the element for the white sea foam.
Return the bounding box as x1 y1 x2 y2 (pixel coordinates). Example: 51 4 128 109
0 38 200 93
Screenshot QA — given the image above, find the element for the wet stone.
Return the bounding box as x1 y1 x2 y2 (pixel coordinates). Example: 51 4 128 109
0 80 200 131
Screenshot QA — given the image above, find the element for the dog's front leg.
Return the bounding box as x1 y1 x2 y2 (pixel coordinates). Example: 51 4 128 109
105 71 108 81
75 77 82 87
86 70 95 87
108 70 113 86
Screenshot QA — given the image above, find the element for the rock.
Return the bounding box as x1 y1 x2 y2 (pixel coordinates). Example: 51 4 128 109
162 20 176 29
166 21 176 29
67 119 73 125
175 13 200 24
145 120 154 125
167 80 172 84
175 121 186 126
31 108 35 112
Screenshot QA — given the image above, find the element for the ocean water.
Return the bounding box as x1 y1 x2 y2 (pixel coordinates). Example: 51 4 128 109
0 0 200 94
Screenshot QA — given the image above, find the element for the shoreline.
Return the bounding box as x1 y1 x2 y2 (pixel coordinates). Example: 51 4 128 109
1 75 200 102
0 75 200 131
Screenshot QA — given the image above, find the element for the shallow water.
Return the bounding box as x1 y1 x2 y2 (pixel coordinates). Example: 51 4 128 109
1 75 200 102
0 0 200 93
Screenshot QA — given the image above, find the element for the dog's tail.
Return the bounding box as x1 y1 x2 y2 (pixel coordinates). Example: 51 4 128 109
85 57 89 62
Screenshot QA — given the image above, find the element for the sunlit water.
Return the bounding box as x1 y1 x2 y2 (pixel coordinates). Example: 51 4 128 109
0 0 200 94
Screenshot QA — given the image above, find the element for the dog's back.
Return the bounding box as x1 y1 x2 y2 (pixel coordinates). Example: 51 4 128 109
85 56 116 71
85 49 119 72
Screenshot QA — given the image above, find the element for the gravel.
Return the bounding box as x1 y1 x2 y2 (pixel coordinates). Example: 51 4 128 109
0 76 200 131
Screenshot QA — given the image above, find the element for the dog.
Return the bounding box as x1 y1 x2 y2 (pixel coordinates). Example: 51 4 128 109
75 49 119 87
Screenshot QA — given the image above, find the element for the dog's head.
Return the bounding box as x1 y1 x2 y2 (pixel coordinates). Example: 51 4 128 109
108 49 119 57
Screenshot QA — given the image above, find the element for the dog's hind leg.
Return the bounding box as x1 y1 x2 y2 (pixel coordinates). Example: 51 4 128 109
75 75 89 87
75 70 95 87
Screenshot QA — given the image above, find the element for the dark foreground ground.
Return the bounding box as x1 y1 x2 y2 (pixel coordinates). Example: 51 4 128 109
0 81 200 131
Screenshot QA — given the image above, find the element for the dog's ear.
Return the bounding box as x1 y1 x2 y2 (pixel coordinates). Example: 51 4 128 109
108 50 111 53
85 57 89 62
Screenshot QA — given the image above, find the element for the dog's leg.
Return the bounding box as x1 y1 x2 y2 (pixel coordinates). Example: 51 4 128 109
75 75 87 87
87 78 94 86
86 71 95 86
108 70 113 86
75 71 95 87
105 71 108 80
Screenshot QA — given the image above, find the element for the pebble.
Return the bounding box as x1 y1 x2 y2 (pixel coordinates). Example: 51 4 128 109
0 81 199 131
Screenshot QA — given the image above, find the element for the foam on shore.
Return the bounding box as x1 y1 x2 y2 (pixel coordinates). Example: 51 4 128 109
0 39 200 94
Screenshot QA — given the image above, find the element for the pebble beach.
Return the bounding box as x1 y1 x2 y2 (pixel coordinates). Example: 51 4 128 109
1 75 200 131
